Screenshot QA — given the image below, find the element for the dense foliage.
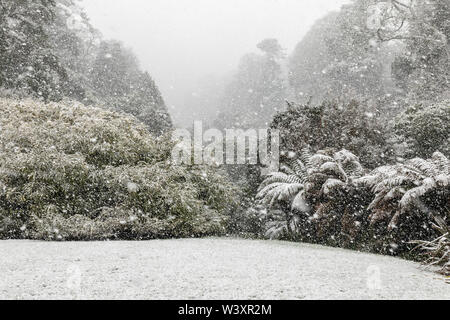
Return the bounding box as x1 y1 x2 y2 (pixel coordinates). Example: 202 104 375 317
0 99 236 240
256 147 449 258
394 100 450 158
271 100 394 169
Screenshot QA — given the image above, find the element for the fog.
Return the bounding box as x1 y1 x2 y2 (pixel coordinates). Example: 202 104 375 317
81 0 348 126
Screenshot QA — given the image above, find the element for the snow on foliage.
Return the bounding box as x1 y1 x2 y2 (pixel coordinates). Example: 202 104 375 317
0 0 448 280
256 146 449 258
257 148 364 239
413 216 449 279
0 99 236 240
356 152 449 230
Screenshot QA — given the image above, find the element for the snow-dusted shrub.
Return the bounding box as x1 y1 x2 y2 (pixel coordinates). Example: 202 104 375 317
271 100 394 169
0 99 235 240
394 100 450 158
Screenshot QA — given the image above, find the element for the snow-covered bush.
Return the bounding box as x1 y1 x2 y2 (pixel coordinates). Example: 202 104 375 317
0 99 235 240
227 204 267 238
394 100 450 158
271 101 394 169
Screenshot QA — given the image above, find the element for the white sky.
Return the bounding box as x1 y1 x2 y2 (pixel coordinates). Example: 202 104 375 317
81 0 348 123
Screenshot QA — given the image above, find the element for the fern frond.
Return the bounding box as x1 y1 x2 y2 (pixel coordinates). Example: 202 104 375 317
279 164 295 175
383 186 406 202
265 220 288 239
354 174 378 187
291 190 310 213
290 158 307 180
308 154 335 168
321 178 346 195
401 164 427 180
259 172 302 190
373 175 411 194
369 209 390 224
257 182 304 208
435 174 450 187
399 178 436 212
298 147 313 169
257 183 284 199
368 190 389 211
407 158 439 177
319 161 341 175
356 165 393 187
334 149 363 175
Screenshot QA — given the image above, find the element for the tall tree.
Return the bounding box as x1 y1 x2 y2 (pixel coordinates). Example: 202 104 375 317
90 40 172 135
289 1 389 106
215 39 286 129
0 0 67 100
377 0 450 103
49 0 101 101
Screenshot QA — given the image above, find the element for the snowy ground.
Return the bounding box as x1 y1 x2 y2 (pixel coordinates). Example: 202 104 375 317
0 238 448 300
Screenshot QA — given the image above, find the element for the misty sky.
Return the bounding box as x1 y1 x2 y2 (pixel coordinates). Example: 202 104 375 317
81 0 349 125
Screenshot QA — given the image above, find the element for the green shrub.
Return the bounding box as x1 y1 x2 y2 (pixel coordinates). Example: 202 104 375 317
0 99 236 240
394 100 450 158
271 101 394 169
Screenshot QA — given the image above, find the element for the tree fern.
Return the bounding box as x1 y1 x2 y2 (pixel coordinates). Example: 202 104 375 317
359 152 450 230
257 148 310 211
257 182 304 208
257 148 364 238
264 209 303 240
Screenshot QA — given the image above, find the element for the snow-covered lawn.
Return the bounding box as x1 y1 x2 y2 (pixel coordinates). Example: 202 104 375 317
0 238 448 300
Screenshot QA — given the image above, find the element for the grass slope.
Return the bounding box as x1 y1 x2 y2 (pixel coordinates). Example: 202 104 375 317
1 238 448 299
